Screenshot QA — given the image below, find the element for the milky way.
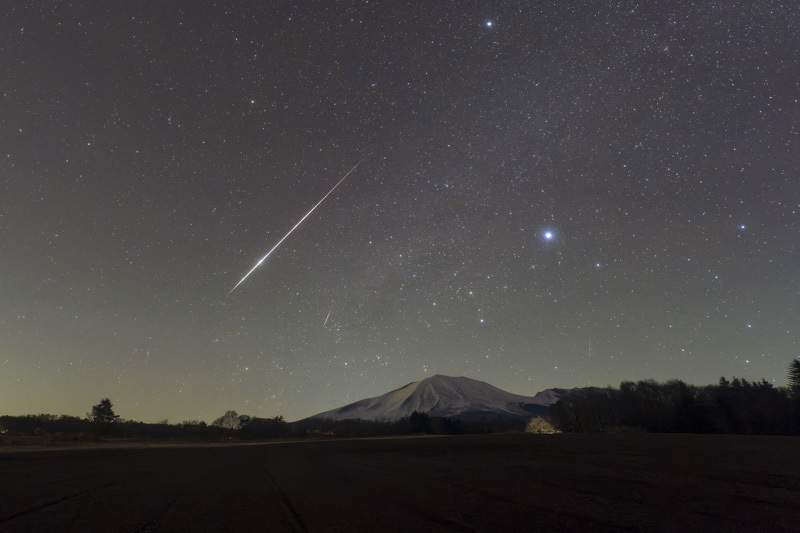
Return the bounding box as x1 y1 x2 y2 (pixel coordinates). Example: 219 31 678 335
1 1 798 422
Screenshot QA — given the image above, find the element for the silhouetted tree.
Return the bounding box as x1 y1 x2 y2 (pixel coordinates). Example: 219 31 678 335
89 398 119 424
549 387 619 433
788 359 800 434
789 359 800 399
239 416 288 439
549 395 578 432
86 399 120 436
409 410 430 433
237 415 253 430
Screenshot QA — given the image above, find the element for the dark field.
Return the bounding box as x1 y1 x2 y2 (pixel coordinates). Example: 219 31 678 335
1 433 798 532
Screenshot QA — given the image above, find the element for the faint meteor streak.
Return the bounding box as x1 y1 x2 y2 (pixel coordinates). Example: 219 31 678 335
228 160 362 295
323 305 333 327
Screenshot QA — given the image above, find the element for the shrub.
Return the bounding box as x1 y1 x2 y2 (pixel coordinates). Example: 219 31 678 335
525 417 559 434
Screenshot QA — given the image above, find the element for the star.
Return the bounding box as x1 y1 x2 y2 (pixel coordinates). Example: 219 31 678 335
3 0 796 425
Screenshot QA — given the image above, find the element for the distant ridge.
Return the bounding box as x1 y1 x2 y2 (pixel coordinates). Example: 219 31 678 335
300 375 573 423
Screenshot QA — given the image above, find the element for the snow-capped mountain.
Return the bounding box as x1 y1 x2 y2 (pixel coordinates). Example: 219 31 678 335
303 375 569 422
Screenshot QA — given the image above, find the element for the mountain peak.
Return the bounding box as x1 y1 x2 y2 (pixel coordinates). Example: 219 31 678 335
303 375 564 422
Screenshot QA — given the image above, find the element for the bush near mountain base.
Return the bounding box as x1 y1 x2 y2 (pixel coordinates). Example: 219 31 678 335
525 417 559 434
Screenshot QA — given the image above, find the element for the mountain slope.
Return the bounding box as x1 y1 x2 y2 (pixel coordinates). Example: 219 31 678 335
303 375 568 422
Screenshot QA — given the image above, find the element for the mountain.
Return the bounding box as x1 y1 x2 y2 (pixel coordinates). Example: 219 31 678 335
301 375 571 423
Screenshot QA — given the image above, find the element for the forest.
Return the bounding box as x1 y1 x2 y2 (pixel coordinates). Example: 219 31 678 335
549 361 800 435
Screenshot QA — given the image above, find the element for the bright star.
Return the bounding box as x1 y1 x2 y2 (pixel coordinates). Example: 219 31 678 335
485 20 493 28
544 231 553 240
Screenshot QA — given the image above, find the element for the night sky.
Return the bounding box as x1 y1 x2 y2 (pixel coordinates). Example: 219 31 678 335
2 1 799 423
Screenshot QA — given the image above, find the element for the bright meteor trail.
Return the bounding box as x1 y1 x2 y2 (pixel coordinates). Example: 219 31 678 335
228 160 363 294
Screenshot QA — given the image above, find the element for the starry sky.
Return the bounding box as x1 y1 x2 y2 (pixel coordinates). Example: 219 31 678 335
2 1 799 423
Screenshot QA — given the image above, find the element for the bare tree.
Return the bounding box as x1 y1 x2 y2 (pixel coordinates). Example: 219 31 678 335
213 410 240 429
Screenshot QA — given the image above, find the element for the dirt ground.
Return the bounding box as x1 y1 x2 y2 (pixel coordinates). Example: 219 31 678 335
1 432 798 532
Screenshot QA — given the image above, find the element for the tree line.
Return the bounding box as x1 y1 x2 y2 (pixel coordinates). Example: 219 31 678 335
295 410 528 437
0 401 292 442
4 360 799 440
1 398 531 442
549 360 800 435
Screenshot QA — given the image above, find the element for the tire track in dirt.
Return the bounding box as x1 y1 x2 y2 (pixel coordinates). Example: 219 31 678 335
0 474 151 525
263 467 308 532
122 494 180 533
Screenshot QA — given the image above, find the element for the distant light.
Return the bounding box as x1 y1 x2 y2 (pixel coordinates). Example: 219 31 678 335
544 231 553 240
485 21 493 28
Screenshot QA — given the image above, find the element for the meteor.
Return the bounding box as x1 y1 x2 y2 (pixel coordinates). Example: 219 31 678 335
228 160 362 295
